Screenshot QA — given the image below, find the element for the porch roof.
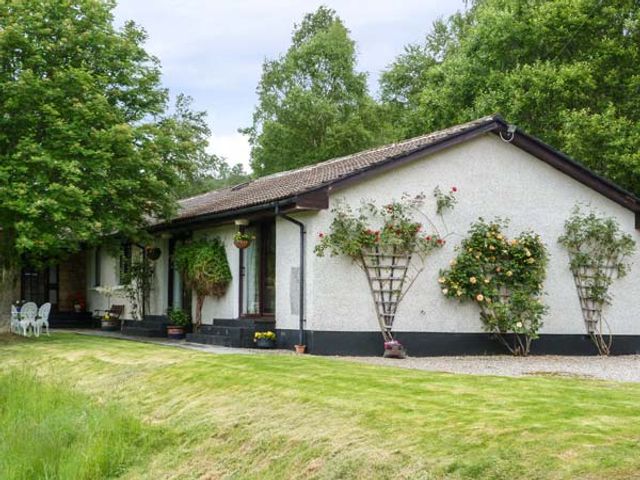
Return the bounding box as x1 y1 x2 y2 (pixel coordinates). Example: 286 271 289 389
154 114 640 230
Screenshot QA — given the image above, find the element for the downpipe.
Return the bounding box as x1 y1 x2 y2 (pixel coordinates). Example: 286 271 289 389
275 205 306 347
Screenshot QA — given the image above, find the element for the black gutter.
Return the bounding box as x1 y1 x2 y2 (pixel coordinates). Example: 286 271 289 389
150 197 298 232
275 205 306 347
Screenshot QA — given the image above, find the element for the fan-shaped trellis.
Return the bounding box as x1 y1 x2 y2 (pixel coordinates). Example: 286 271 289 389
360 247 413 342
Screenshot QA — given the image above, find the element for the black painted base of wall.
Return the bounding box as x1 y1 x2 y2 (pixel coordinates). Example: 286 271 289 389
121 315 169 338
275 329 640 356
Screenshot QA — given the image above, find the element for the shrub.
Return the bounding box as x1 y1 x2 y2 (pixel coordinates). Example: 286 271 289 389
174 238 232 329
439 218 548 355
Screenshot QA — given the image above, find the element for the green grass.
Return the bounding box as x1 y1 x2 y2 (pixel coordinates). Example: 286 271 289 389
0 370 167 480
1 333 640 479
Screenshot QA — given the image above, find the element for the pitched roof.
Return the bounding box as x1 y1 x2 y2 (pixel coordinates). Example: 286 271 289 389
173 116 499 222
158 114 640 229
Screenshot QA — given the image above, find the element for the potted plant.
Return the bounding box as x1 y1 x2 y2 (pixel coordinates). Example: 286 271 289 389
101 312 120 331
254 331 276 348
167 308 191 340
383 339 406 359
294 344 306 354
70 292 85 312
233 231 255 249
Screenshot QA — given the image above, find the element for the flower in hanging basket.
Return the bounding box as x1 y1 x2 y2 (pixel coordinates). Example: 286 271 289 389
234 231 255 249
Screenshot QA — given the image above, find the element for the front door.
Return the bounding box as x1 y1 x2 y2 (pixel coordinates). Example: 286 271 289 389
242 221 275 316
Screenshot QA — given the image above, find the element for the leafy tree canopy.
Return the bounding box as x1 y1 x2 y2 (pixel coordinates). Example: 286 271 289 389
0 0 217 266
242 6 391 177
380 0 640 194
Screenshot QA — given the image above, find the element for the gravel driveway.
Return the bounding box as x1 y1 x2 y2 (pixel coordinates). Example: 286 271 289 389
344 354 640 383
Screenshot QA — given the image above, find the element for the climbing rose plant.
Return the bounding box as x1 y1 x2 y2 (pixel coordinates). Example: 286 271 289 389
315 189 457 352
439 218 549 356
315 190 454 259
558 206 635 355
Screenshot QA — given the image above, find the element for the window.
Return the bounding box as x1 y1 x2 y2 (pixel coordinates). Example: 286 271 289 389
119 243 132 285
94 247 101 287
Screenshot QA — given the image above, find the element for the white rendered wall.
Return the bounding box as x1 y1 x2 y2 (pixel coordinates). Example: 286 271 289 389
303 134 640 335
86 238 169 319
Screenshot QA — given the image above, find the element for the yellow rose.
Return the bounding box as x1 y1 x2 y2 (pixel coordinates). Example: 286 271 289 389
469 276 477 284
496 234 503 240
506 271 513 277
450 259 457 266
456 290 463 296
476 294 484 302
438 277 446 284
442 288 448 295
484 278 490 284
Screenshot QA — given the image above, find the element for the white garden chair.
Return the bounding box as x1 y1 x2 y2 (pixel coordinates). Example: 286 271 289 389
34 302 51 337
10 305 20 334
18 302 38 337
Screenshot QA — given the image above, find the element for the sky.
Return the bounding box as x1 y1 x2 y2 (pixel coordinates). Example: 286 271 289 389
113 1 467 171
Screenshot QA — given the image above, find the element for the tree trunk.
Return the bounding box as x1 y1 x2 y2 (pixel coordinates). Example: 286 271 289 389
0 267 19 333
195 295 205 332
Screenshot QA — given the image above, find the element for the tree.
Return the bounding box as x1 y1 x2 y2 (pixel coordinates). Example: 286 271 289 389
0 0 216 323
175 159 250 198
242 6 390 177
380 0 640 194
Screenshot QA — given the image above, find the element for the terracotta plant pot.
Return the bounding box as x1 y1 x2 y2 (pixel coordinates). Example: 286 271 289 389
73 304 82 313
294 344 306 354
234 239 251 249
167 325 186 340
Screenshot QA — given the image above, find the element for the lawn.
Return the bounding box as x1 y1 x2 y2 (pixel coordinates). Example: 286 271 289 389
1 333 639 479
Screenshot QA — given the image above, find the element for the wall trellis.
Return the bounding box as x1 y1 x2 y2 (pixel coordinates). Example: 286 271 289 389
360 247 413 342
559 207 636 356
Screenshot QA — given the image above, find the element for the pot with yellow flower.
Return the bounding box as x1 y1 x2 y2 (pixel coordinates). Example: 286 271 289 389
101 312 121 331
254 331 276 349
234 231 255 249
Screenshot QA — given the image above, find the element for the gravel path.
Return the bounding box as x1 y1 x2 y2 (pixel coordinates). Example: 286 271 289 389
343 354 640 383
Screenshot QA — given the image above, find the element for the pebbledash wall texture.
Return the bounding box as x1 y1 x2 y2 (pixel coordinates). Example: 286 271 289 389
274 134 640 354
87 130 640 355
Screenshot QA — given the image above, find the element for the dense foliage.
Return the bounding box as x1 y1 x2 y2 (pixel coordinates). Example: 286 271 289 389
380 0 640 194
314 192 452 259
0 0 217 266
167 308 191 327
242 6 389 176
439 219 548 355
173 238 231 329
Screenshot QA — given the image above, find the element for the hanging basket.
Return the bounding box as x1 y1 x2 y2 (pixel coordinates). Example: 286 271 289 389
234 239 251 249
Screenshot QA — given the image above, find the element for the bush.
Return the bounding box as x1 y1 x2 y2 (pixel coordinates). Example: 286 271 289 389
439 218 548 355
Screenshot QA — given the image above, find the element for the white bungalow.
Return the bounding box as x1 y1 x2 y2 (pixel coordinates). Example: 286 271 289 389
28 116 640 355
